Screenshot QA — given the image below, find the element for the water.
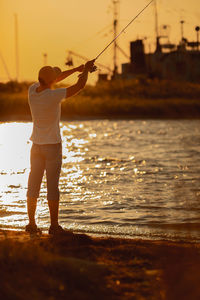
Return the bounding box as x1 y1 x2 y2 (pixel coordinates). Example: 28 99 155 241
0 120 200 242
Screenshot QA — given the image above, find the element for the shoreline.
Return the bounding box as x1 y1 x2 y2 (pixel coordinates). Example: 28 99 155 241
1 112 200 122
1 224 200 245
1 229 200 299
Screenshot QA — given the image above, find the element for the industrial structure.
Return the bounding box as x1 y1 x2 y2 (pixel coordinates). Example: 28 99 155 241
121 0 200 83
98 0 200 83
121 35 200 82
64 0 200 83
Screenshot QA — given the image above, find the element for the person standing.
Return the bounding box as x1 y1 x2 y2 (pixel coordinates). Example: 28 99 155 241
26 60 95 234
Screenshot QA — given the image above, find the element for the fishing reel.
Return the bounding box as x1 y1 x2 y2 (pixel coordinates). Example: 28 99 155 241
78 64 98 78
90 65 98 73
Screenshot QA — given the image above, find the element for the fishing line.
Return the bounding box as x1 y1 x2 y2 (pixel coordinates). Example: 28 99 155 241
94 0 154 61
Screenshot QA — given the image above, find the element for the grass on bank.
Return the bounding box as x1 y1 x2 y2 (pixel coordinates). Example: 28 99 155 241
0 79 200 119
84 78 200 100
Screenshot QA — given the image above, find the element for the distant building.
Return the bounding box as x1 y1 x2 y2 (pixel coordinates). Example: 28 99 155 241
121 39 147 79
147 48 200 82
121 39 200 82
97 73 109 82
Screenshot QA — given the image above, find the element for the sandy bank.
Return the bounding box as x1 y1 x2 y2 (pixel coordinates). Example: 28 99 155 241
0 229 200 300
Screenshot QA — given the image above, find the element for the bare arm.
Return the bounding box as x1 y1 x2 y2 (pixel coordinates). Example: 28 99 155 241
55 65 84 83
64 60 95 99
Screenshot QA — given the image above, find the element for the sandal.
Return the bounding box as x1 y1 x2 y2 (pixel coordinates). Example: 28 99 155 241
48 225 73 236
25 224 42 235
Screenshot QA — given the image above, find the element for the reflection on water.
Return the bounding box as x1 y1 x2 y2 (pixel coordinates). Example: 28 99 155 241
0 120 200 241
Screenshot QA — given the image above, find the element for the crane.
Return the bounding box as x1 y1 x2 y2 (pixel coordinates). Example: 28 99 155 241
0 51 11 81
65 50 112 75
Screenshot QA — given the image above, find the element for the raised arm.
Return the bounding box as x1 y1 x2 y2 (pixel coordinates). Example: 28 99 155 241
64 60 95 99
55 65 84 83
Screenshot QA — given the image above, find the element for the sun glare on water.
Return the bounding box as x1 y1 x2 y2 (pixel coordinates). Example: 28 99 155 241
0 122 32 171
0 122 90 229
0 123 32 227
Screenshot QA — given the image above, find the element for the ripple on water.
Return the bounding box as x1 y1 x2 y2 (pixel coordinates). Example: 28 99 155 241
1 120 200 241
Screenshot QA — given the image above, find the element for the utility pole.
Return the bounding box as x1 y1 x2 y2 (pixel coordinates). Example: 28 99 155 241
154 0 159 40
14 14 19 81
180 20 185 42
195 26 200 51
112 0 119 78
43 53 47 66
154 0 161 52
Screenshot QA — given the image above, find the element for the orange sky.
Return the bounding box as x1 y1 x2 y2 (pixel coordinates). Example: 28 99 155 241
0 0 199 84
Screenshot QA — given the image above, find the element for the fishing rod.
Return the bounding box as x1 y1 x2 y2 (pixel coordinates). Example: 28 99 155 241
91 0 154 72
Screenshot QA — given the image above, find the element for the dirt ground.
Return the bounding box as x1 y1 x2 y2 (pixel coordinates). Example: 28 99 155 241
0 229 200 300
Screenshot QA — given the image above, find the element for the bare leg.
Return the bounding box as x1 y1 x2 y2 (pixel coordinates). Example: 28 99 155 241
48 200 70 235
48 200 59 227
45 143 62 232
27 197 37 226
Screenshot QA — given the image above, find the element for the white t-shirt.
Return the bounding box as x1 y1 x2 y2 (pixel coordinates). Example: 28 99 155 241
28 83 66 144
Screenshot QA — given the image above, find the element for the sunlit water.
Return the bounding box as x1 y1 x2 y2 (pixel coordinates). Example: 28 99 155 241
0 120 200 242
